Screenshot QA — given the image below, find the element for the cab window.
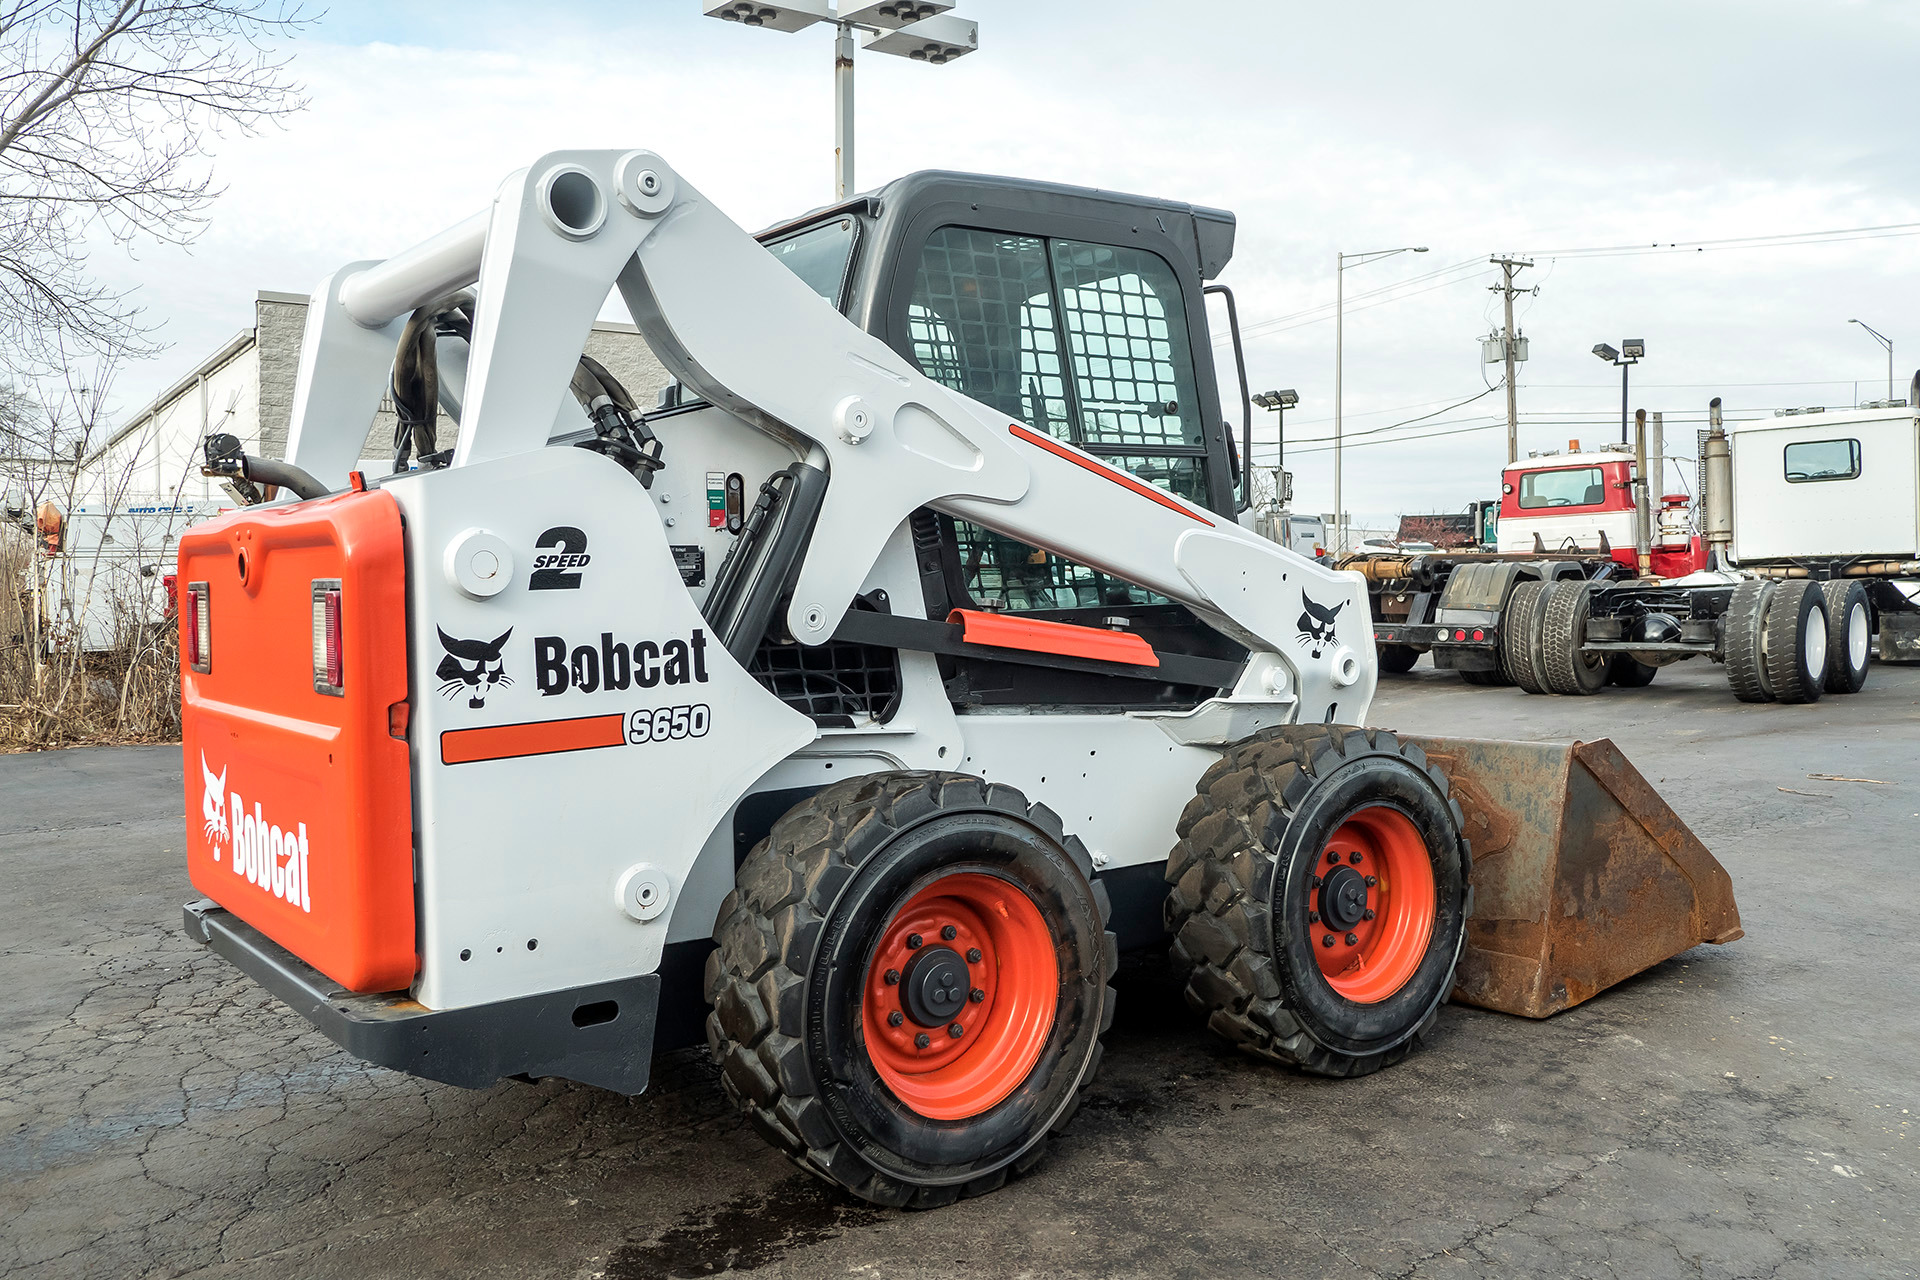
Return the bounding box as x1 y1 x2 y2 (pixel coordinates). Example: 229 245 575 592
1518 466 1605 509
907 226 1207 612
1784 438 1861 483
765 217 858 309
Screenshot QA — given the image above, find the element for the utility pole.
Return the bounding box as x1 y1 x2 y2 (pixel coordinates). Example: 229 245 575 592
1488 256 1533 463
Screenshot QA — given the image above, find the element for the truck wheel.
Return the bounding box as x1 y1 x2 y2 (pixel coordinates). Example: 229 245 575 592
1723 579 1776 703
1764 580 1827 704
1819 580 1871 694
1607 654 1658 688
1378 644 1420 674
706 773 1116 1208
1163 726 1471 1078
1541 581 1608 695
1502 581 1550 694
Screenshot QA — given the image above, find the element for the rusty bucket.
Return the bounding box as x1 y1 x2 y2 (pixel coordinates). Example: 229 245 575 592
1408 736 1743 1018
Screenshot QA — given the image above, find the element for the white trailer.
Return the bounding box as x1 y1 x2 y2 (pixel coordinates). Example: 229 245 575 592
33 499 234 652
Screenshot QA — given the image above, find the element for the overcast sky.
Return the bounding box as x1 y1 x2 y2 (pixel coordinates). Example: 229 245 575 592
85 0 1920 525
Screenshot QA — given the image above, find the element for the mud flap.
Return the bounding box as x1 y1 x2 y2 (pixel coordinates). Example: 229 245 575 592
1408 736 1743 1018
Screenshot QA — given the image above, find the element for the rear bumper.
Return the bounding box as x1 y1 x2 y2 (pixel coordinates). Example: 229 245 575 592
1374 622 1500 650
183 898 660 1094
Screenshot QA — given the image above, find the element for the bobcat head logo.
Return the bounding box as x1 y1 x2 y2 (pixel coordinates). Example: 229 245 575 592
437 627 513 709
200 752 228 854
1296 594 1347 659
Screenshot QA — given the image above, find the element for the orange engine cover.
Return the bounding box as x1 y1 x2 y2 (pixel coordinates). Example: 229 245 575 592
178 489 415 993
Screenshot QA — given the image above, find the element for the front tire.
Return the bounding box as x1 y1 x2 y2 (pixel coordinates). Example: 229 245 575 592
1607 653 1658 687
1163 727 1471 1078
706 773 1116 1207
1819 580 1871 694
1378 643 1420 674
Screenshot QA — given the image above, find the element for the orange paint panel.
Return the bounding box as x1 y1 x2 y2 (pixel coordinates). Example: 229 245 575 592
178 489 415 994
949 608 1160 667
441 713 626 766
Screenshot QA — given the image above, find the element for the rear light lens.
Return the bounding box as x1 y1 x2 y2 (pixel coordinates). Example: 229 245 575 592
312 579 344 696
185 582 211 673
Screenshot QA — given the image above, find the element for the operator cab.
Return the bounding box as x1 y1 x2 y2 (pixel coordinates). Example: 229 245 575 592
744 171 1254 709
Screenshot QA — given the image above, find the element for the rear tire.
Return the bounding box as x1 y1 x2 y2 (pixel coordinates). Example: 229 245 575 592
1607 653 1658 687
1163 726 1471 1078
1378 644 1420 674
1819 580 1871 694
706 772 1116 1208
1458 668 1502 686
1764 579 1827 704
1541 581 1608 695
1503 581 1550 695
1723 579 1776 703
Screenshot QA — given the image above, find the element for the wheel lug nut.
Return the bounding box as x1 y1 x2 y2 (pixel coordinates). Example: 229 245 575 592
1345 932 1359 946
966 948 982 963
906 933 923 950
1326 851 1340 865
1322 934 1335 948
970 987 985 1002
1364 875 1378 887
1348 851 1363 864
884 968 900 985
948 1022 964 1038
888 1011 904 1027
1310 874 1323 889
1308 910 1320 924
941 925 957 941
915 1032 931 1049
1363 909 1376 920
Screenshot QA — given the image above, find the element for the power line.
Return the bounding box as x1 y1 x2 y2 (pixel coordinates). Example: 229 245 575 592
1524 219 1920 259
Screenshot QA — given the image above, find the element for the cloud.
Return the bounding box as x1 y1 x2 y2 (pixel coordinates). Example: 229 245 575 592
83 0 1920 522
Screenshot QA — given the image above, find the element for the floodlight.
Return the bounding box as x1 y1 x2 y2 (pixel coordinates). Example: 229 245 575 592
862 12 978 61
701 0 831 33
838 0 952 28
1277 389 1299 407
1621 339 1645 359
1592 343 1619 362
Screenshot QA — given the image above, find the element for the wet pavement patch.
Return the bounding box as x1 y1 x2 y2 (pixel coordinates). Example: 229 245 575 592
607 1175 886 1277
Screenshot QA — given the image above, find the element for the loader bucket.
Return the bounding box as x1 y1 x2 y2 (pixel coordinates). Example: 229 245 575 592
1407 736 1743 1018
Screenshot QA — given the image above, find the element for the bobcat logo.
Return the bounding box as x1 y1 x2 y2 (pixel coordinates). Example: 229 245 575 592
200 752 229 855
437 627 513 709
1296 593 1347 659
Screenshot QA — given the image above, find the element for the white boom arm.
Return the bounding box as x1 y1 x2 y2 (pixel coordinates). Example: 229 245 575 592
282 149 1376 724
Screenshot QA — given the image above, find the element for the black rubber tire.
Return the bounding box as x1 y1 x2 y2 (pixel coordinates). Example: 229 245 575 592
1607 653 1659 688
705 772 1116 1208
1541 580 1608 695
1724 579 1776 703
1503 581 1550 695
1378 644 1420 674
1819 580 1872 694
1764 579 1827 704
1458 668 1502 686
1162 726 1471 1078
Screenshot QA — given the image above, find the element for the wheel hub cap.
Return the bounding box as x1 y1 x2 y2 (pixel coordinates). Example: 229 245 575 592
1319 865 1369 931
900 944 969 1027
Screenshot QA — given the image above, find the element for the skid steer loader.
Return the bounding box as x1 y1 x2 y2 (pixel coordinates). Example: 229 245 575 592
177 153 1741 1207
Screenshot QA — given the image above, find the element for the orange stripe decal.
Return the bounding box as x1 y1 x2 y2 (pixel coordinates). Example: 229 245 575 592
441 713 626 766
950 608 1161 667
1007 423 1214 526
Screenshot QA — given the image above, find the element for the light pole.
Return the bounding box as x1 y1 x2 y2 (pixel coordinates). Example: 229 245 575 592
1335 246 1426 552
1251 389 1298 507
1591 339 1644 444
704 2 979 201
1849 319 1893 403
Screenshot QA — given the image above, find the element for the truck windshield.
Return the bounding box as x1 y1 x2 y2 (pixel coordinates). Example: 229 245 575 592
1518 466 1604 508
764 217 857 310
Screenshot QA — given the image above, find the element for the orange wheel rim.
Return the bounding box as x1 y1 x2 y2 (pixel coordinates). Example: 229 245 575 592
861 872 1058 1121
1308 805 1436 1004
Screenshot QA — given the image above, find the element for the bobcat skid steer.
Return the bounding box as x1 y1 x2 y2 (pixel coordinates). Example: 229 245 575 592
177 152 1741 1207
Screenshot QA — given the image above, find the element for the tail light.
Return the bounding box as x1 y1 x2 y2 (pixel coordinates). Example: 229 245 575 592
185 582 211 672
162 573 179 619
312 579 344 696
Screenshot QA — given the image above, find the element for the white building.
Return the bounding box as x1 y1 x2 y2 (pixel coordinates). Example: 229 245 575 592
77 290 671 505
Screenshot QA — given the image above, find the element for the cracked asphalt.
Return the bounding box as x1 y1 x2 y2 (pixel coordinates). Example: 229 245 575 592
2 660 1916 1279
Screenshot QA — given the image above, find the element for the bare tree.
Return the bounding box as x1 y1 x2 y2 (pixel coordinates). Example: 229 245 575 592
0 0 308 376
